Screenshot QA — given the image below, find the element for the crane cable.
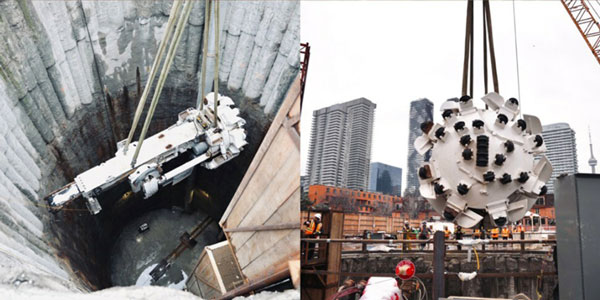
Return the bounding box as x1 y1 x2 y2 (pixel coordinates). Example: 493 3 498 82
198 0 221 126
512 0 523 118
199 0 212 109
462 0 499 97
123 0 183 154
130 0 195 167
213 0 220 125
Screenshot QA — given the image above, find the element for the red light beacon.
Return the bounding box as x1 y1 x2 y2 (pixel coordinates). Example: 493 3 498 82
395 259 415 281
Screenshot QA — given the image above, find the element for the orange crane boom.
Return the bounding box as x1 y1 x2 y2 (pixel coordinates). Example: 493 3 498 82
561 0 600 66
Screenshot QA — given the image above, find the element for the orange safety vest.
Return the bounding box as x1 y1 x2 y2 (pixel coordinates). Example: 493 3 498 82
444 229 450 238
491 228 499 238
501 227 509 238
474 229 481 237
305 220 322 235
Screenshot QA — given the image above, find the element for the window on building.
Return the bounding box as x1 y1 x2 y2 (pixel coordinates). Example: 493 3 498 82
536 197 544 206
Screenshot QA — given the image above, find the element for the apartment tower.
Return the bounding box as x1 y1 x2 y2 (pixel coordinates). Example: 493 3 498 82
307 98 376 190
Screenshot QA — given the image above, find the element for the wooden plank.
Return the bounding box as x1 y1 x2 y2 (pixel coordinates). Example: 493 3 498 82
325 212 344 299
216 76 301 283
224 129 295 229
234 189 299 269
191 250 222 293
240 230 299 280
207 245 227 293
219 74 301 226
224 222 299 232
228 153 298 249
288 260 300 289
210 241 245 291
231 145 297 233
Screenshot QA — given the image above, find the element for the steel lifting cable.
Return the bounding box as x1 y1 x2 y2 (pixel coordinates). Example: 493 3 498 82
213 0 220 125
483 1 489 95
124 0 183 154
461 0 474 97
130 0 195 167
462 0 499 97
198 0 221 124
199 0 213 109
512 0 522 118
484 0 499 94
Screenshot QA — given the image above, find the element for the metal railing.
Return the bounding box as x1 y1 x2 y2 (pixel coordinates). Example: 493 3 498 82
301 236 555 265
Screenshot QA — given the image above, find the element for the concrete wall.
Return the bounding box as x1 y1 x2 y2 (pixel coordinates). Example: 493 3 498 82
341 252 557 299
0 0 299 292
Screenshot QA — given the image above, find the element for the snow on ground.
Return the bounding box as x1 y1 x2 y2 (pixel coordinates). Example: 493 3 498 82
0 285 300 300
233 289 300 300
0 285 201 300
135 263 188 290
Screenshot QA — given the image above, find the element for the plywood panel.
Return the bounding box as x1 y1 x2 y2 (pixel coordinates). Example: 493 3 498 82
225 130 295 229
241 230 299 280
229 149 298 249
188 250 222 298
220 74 302 226
218 74 301 283
235 189 299 269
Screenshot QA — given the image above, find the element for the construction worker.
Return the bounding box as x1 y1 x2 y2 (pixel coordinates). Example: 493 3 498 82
473 228 481 239
501 226 510 240
402 221 411 251
303 214 322 259
418 221 430 250
444 226 450 239
491 227 499 240
516 223 525 235
455 225 464 250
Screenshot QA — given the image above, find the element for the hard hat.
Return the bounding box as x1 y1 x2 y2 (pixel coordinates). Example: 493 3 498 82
314 213 321 220
404 221 409 224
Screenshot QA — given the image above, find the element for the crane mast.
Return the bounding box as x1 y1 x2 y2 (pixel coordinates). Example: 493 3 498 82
561 0 600 65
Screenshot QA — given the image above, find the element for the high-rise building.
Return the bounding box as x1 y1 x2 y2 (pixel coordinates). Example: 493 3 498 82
542 123 578 193
369 162 403 196
307 98 376 190
404 98 434 196
300 175 309 199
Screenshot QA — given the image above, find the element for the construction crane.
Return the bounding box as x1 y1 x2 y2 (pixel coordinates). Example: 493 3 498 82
561 0 600 65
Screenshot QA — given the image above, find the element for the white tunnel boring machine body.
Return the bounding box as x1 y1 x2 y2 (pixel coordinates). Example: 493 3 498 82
46 93 247 214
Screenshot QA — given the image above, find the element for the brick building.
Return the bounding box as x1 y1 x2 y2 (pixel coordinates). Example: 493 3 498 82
308 185 402 215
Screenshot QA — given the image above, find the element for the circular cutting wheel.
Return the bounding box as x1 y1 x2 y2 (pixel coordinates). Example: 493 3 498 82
413 93 553 228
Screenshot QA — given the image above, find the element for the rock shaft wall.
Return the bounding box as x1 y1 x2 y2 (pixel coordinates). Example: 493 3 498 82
0 0 299 291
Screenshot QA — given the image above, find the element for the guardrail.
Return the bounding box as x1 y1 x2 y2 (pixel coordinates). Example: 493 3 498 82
302 237 555 262
302 231 557 299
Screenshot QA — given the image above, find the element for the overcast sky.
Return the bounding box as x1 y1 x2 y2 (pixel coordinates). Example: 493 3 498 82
300 1 600 186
